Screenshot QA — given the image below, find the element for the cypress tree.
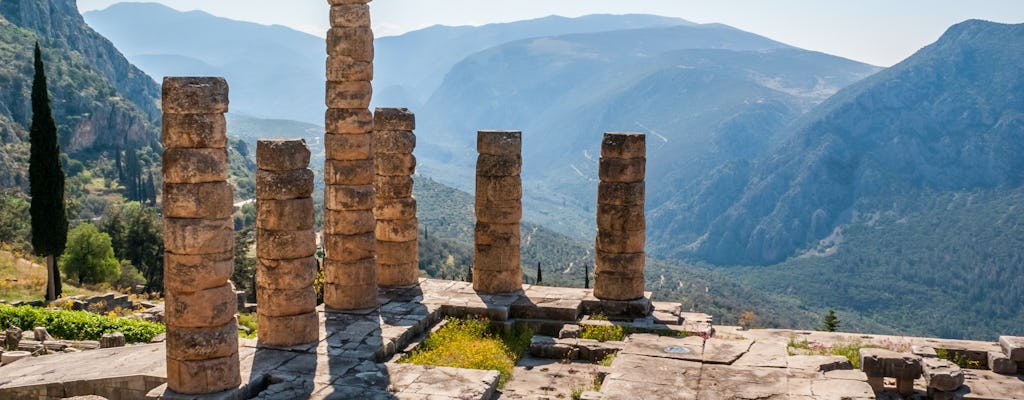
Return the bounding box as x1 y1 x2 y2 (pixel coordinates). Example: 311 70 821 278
28 42 67 301
583 264 590 289
536 261 542 285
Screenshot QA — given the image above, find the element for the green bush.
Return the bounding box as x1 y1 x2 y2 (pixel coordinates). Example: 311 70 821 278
400 317 530 387
0 304 164 343
580 315 627 342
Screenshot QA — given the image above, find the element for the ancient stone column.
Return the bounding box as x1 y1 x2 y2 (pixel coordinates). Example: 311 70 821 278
323 0 377 310
594 133 646 301
473 131 523 293
161 77 240 395
373 108 419 287
255 139 318 346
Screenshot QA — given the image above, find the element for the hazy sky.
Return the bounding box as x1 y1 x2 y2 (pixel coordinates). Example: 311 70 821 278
77 0 1024 67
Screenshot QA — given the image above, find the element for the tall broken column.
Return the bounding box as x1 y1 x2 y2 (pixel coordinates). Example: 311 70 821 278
161 77 240 395
374 108 419 287
323 0 377 310
255 139 318 347
594 133 646 301
473 131 523 293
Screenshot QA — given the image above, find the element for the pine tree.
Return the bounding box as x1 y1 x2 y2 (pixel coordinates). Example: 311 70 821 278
822 309 840 332
536 262 542 285
28 43 68 301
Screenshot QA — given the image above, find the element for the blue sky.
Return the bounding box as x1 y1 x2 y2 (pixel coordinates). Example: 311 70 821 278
77 0 1024 67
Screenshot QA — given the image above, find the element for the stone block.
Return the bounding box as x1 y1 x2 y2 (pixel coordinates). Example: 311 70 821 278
257 312 319 347
329 3 370 27
988 351 1017 374
374 197 417 220
325 132 373 161
922 358 964 392
596 204 645 232
324 257 376 286
595 229 646 254
325 184 375 211
529 336 577 360
165 283 237 328
326 56 373 82
375 152 416 176
577 338 624 362
324 209 376 235
475 204 522 224
163 182 233 219
376 240 418 264
474 244 521 270
375 218 418 242
256 257 318 291
256 169 315 200
374 107 415 130
161 77 229 114
165 319 237 361
476 175 522 202
256 198 314 231
593 270 645 301
475 222 520 247
472 268 523 294
166 351 240 395
323 283 378 310
374 130 416 153
257 229 316 260
162 148 228 184
859 348 923 380
326 27 374 61
100 332 126 348
256 139 310 171
375 175 414 199
327 0 371 4
599 157 646 183
162 113 227 149
164 251 234 293
378 262 420 287
476 154 522 177
999 336 1024 361
324 232 376 262
257 287 317 317
325 159 375 185
598 182 645 206
595 251 645 274
912 345 938 358
325 108 373 134
559 324 580 339
601 132 645 159
163 218 233 255
326 81 372 108
478 130 521 156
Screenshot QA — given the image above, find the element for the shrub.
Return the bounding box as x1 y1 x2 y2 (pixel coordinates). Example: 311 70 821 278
580 314 627 342
0 304 164 343
400 317 528 387
237 313 258 339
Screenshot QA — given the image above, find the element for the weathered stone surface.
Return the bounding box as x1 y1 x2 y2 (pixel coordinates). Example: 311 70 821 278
326 27 374 61
256 198 315 231
599 157 646 183
162 113 227 148
166 351 240 394
326 57 373 82
165 320 237 361
988 351 1017 374
324 257 377 286
162 77 229 114
859 348 923 379
163 218 233 255
597 204 646 232
325 108 373 134
326 81 372 108
164 251 234 292
477 154 522 177
595 251 645 274
601 132 646 159
593 269 645 301
476 175 522 202
257 139 311 171
165 283 237 328
325 159 375 185
374 130 416 153
922 358 964 392
256 257 318 291
257 312 319 347
376 240 417 265
257 229 317 260
377 262 420 287
99 332 126 349
598 181 645 206
375 152 416 176
375 218 418 242
475 222 520 247
323 283 378 310
256 169 315 200
325 209 376 235
324 232 376 262
374 197 416 220
327 0 371 5
329 3 370 27
478 130 521 156
530 336 578 360
374 107 415 131
325 133 373 161
474 244 521 271
162 148 228 184
256 287 317 317
595 229 646 254
475 204 522 224
325 184 375 211
163 182 233 219
999 336 1024 361
473 268 523 294
375 175 414 199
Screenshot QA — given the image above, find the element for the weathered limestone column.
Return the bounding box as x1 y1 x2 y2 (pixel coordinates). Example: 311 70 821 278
473 131 523 293
373 108 419 287
255 139 318 346
594 133 646 301
161 77 240 395
324 0 377 310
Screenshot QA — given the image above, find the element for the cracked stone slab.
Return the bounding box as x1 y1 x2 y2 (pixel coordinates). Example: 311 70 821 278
733 341 788 368
619 334 705 362
703 338 754 364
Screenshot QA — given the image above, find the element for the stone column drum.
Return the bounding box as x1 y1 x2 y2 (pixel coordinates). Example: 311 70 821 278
161 77 240 395
255 139 319 346
374 108 419 286
324 0 377 310
473 131 523 293
594 133 646 301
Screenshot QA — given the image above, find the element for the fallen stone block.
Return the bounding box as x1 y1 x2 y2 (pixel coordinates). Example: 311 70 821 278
859 348 922 395
559 324 580 339
999 336 1024 361
530 335 578 360
922 357 964 392
988 351 1017 375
